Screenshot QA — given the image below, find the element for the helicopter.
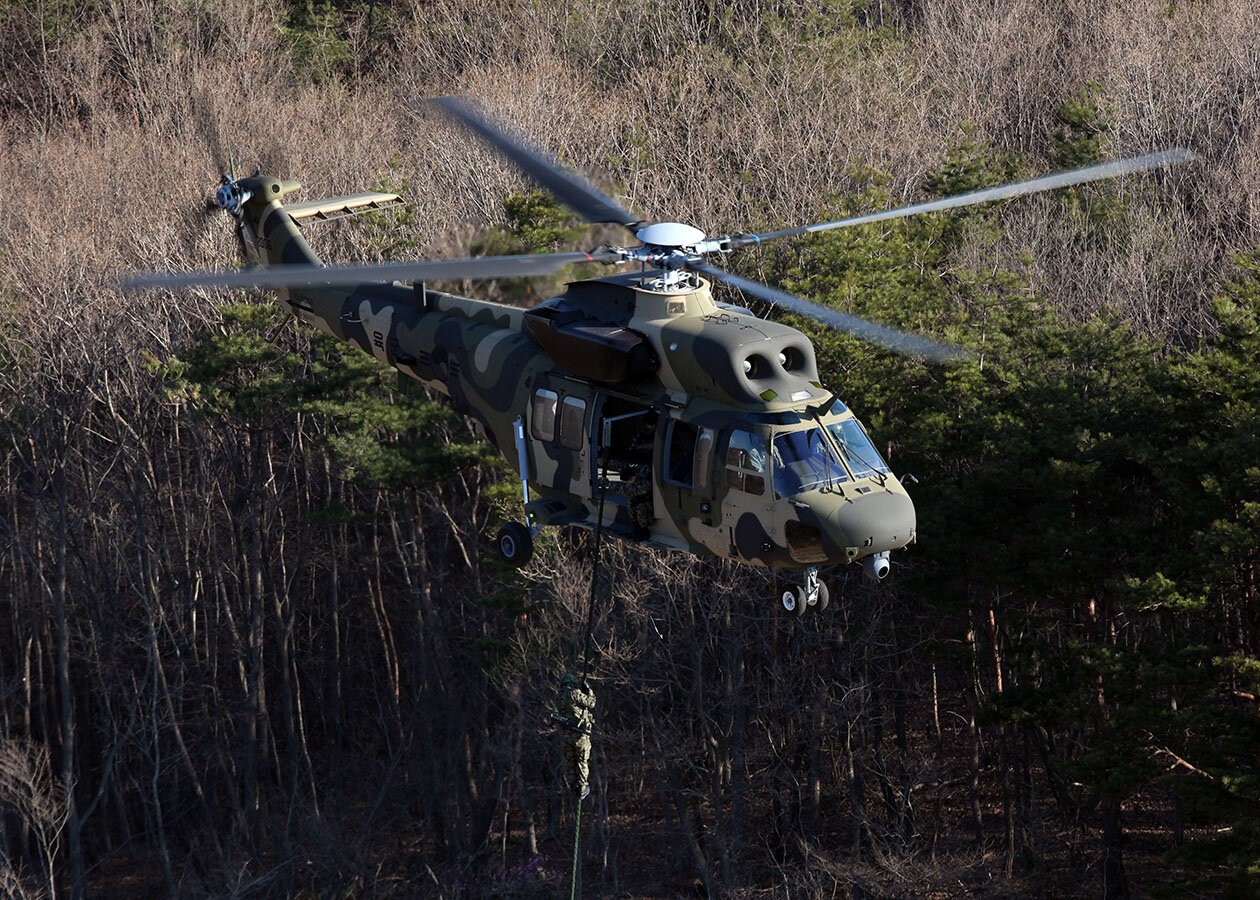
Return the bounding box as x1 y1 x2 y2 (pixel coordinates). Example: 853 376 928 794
124 98 1195 615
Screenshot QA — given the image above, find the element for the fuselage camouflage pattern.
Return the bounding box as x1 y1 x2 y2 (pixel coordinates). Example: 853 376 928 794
237 175 916 572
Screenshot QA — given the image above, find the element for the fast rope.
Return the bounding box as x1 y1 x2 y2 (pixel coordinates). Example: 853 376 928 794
566 445 610 900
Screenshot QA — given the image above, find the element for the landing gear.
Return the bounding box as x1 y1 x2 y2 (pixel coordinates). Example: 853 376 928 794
499 416 538 569
497 521 534 568
779 567 830 616
813 579 830 613
780 585 808 616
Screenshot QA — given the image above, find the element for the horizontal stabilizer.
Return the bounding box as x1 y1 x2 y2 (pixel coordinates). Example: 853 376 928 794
285 192 402 225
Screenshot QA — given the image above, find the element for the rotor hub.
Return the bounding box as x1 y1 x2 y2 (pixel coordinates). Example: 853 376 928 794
643 267 699 293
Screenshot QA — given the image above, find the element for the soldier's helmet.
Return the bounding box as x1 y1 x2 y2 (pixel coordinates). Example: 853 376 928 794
560 673 579 689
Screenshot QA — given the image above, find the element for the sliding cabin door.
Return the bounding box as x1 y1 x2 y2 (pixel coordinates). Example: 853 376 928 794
526 378 591 499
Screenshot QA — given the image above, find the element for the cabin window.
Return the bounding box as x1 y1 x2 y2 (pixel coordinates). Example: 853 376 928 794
665 420 699 488
559 397 586 450
725 430 766 495
694 428 714 490
825 417 890 479
531 389 558 442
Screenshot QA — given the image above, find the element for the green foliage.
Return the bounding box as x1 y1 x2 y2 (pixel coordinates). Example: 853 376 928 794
0 278 25 377
503 191 585 252
0 279 26 432
1157 251 1260 619
348 160 424 259
159 301 498 490
468 189 600 302
1052 83 1113 168
745 133 1260 891
604 122 653 174
1137 252 1260 889
282 0 352 83
473 188 586 255
1047 84 1135 241
925 126 1024 198
0 0 92 46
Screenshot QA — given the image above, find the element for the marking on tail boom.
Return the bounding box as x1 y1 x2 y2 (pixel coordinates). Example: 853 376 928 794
358 300 395 364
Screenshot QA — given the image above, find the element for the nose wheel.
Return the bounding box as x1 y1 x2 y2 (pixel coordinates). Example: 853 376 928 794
779 567 830 616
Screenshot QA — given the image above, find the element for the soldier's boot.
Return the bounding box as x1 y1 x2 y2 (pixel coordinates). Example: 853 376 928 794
574 736 591 799
631 498 654 538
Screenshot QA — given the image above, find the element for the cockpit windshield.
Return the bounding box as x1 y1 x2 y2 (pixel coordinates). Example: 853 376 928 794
772 428 849 498
825 417 891 479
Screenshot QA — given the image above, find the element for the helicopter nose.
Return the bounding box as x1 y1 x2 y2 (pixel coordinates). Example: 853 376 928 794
830 489 916 557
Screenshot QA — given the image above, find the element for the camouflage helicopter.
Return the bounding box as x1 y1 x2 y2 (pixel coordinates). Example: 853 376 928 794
125 98 1194 615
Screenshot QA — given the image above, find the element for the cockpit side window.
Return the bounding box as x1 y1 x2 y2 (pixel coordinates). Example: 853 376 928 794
724 430 766 495
825 418 890 479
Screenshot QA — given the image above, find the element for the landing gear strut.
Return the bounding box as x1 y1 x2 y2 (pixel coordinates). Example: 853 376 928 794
806 567 830 612
495 415 540 568
780 567 830 616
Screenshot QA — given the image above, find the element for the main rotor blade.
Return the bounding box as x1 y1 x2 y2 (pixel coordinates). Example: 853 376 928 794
688 262 969 363
122 249 621 293
731 148 1197 246
432 96 639 228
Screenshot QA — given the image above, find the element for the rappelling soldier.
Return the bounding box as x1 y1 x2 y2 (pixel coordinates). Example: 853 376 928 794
553 673 596 800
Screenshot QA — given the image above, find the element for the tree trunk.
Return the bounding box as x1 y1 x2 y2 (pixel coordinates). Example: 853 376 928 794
1100 797 1128 900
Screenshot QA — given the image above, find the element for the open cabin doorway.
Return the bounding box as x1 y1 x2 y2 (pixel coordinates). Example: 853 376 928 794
594 396 658 517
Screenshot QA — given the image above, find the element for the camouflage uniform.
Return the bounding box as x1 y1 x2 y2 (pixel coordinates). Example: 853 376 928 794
553 674 596 799
604 423 656 528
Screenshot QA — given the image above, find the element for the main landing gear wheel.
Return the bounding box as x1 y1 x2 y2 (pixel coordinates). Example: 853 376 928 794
497 521 534 568
813 581 830 613
801 566 829 614
781 586 808 617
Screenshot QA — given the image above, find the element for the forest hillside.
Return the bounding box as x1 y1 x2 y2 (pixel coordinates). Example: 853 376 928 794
2 0 1259 897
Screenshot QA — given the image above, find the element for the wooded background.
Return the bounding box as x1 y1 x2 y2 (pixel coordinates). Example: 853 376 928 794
2 0 1259 897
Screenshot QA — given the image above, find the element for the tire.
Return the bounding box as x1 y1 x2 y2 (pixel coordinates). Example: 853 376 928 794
780 585 808 616
497 522 534 568
814 581 830 613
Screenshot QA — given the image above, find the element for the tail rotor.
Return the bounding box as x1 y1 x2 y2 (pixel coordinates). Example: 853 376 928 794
204 156 256 262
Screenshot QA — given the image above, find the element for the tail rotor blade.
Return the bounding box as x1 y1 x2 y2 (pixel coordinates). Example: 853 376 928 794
688 262 969 363
432 96 639 228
